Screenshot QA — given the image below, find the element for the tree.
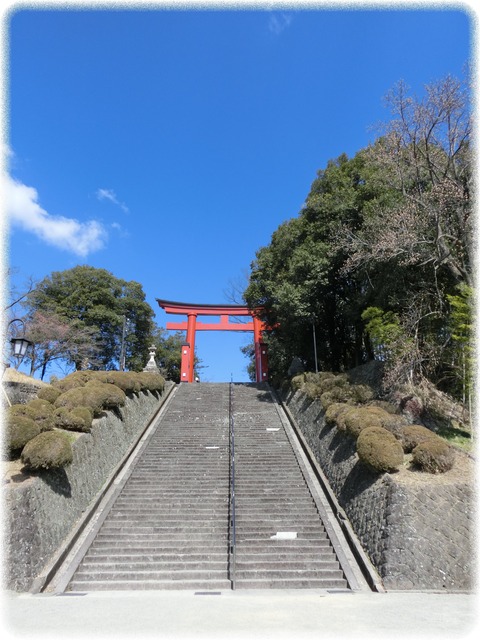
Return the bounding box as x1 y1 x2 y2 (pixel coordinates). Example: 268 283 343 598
150 328 184 383
244 151 388 380
23 311 101 380
25 266 155 371
244 71 472 402
342 74 472 287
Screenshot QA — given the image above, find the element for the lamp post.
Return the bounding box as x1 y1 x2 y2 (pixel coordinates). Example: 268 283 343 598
2 318 33 406
6 318 33 366
311 316 318 374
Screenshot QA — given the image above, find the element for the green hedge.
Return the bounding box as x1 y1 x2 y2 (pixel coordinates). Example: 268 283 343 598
6 370 165 470
21 431 73 471
356 426 404 473
412 439 455 473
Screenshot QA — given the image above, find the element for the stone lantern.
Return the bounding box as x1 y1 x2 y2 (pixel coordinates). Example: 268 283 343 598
143 344 159 373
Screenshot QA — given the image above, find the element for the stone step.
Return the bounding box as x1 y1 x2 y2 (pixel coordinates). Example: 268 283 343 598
234 568 345 580
87 542 229 552
234 577 348 589
98 524 230 534
235 551 335 562
72 569 229 581
94 532 229 542
67 579 233 591
235 540 332 550
84 552 228 562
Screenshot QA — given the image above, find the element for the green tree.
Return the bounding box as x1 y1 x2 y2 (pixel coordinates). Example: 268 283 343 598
244 151 388 380
244 71 472 403
446 284 474 404
151 328 184 383
25 266 154 371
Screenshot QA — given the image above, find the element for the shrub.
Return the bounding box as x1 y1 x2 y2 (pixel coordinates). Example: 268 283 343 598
324 403 353 430
84 381 126 411
319 386 356 411
54 387 89 411
25 399 55 431
21 431 73 470
412 439 455 473
5 416 42 454
343 407 389 439
104 371 142 394
137 373 165 393
318 374 349 393
37 385 63 404
397 425 437 453
51 376 86 392
54 406 93 432
71 406 93 431
290 374 306 391
356 426 404 473
305 381 323 400
350 384 375 404
7 404 36 420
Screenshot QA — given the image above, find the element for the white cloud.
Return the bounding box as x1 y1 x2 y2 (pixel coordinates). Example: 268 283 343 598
3 173 107 257
268 13 293 36
96 188 129 213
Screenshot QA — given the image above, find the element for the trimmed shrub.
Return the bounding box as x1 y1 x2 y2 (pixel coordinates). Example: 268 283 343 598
412 439 455 473
54 406 93 432
104 371 142 394
397 425 437 453
137 373 165 393
7 404 36 420
343 406 388 439
37 385 63 404
25 399 55 431
84 381 126 411
291 374 306 391
356 426 404 473
317 374 349 393
350 384 375 404
325 403 353 430
71 406 93 431
304 381 323 400
21 431 73 470
54 387 89 412
320 386 355 411
6 416 42 454
51 376 86 392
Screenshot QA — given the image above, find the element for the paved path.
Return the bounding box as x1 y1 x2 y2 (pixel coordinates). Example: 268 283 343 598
3 589 477 639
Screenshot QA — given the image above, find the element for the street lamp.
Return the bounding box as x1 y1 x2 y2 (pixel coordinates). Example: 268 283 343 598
7 318 32 364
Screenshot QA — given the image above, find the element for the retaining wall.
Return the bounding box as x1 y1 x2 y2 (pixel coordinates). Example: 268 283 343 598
282 388 475 591
4 383 174 591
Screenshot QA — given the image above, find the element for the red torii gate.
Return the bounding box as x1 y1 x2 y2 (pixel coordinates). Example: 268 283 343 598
156 299 269 383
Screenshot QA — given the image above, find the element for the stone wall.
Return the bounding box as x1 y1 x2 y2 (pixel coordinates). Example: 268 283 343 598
282 388 475 591
2 380 48 407
4 383 174 591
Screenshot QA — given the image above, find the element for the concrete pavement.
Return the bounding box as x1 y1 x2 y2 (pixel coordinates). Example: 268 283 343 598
2 589 478 639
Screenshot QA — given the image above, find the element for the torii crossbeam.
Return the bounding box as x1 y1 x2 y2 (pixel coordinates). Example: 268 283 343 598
156 299 269 383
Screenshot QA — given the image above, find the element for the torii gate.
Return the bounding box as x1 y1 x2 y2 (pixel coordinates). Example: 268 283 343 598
156 299 269 383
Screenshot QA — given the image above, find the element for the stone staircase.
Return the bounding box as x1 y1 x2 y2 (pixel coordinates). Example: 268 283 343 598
67 383 231 591
65 382 353 591
232 384 347 589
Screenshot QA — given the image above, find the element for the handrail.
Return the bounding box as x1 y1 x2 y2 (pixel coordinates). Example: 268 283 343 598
228 379 236 590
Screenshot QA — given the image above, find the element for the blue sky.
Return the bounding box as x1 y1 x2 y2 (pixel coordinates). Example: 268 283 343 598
2 1 474 382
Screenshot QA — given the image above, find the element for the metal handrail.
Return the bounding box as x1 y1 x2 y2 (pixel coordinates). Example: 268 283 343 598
228 379 236 589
